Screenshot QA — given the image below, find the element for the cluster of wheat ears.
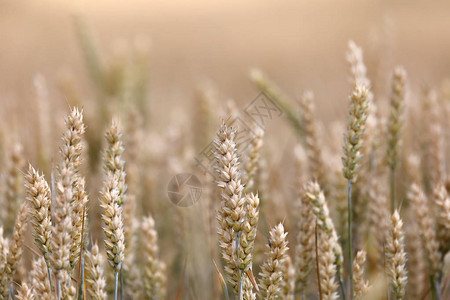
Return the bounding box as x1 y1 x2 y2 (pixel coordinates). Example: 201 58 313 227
0 38 449 300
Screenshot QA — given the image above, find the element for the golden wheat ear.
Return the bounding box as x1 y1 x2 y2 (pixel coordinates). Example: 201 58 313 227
30 257 52 299
213 121 246 295
100 121 126 300
386 211 407 300
258 223 289 299
85 243 107 300
353 249 369 300
16 282 35 300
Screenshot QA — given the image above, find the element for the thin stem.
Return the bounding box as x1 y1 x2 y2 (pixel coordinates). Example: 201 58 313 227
430 275 441 300
80 256 85 300
338 272 347 300
390 169 395 213
57 279 62 300
347 179 353 300
9 283 16 300
120 267 124 300
315 222 323 300
238 272 244 300
45 259 53 291
114 270 119 300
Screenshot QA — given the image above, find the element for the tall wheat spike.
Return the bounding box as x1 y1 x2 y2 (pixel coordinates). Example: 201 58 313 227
213 121 246 295
408 183 441 298
3 142 25 235
387 67 406 213
25 166 53 281
299 91 327 190
294 182 315 296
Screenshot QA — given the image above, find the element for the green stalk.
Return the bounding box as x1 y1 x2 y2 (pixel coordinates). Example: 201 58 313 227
347 179 353 299
430 275 441 300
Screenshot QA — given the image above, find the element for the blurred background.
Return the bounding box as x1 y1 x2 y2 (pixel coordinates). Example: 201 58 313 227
2 0 450 121
1 1 450 298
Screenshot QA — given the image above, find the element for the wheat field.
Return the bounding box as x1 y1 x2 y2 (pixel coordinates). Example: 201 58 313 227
0 1 449 300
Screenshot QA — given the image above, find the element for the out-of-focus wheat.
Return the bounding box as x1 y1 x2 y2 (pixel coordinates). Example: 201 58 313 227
0 201 28 298
353 250 369 299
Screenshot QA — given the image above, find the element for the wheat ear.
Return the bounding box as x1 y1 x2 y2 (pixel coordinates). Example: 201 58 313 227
0 227 7 281
213 121 246 294
408 183 441 298
244 127 264 193
16 282 35 300
100 172 125 300
342 85 369 299
4 142 25 235
31 257 51 299
51 165 75 299
352 250 369 299
60 108 88 274
386 211 407 300
0 201 29 298
104 120 127 206
25 165 53 281
367 178 389 270
85 243 107 300
141 216 163 298
405 219 426 299
280 254 295 300
317 225 339 300
432 183 450 254
304 182 343 280
299 91 327 189
258 223 289 300
294 180 315 296
387 67 406 213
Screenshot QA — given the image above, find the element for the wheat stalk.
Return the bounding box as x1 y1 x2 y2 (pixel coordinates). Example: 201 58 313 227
342 85 369 299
